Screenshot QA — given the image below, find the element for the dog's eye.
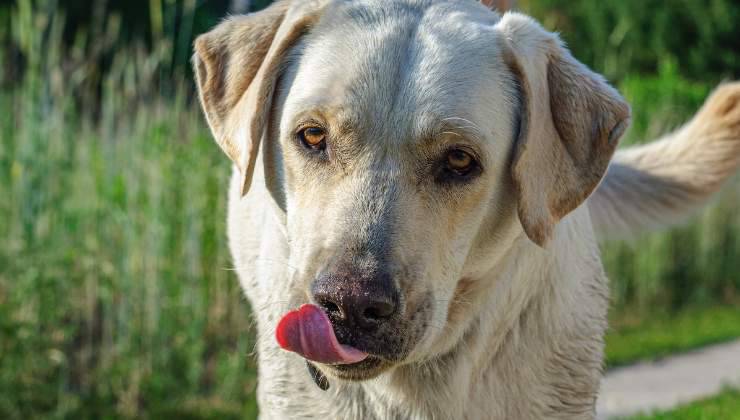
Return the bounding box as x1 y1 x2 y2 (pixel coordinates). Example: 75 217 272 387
436 148 482 183
447 150 473 172
446 149 479 175
298 126 327 150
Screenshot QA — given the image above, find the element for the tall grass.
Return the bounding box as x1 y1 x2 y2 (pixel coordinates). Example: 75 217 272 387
522 0 740 82
0 1 738 418
1 1 256 418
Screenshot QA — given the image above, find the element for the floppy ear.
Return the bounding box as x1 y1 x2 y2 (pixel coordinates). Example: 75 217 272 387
496 13 631 246
193 0 324 196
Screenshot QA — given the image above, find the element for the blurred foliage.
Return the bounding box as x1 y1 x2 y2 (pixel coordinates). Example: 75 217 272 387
0 0 274 102
523 0 740 82
0 0 739 418
1 1 258 418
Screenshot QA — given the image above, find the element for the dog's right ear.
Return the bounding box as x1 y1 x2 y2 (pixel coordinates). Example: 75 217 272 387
193 0 325 196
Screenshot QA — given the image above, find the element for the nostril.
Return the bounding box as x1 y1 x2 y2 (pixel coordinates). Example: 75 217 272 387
318 299 342 318
362 301 395 321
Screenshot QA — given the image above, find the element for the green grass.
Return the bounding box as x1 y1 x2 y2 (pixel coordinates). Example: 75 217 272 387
0 97 261 418
625 388 740 420
0 3 259 418
605 305 740 368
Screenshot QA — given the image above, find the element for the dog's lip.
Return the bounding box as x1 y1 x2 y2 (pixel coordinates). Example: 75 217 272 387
319 355 388 380
325 354 383 369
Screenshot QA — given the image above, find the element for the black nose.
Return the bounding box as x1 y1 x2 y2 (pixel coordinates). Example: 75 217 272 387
311 271 398 329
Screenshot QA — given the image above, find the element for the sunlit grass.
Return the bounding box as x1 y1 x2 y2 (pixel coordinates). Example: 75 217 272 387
606 305 740 368
624 388 740 420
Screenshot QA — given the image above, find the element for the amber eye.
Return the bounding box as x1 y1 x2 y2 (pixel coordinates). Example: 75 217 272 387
298 126 327 150
436 148 481 184
446 149 475 173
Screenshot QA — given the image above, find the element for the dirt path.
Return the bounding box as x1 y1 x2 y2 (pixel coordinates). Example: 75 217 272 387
596 339 740 419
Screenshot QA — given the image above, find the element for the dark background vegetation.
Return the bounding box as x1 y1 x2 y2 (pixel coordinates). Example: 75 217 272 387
1 0 738 418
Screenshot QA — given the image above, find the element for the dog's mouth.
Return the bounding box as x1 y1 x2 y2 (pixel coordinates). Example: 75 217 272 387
276 304 369 364
276 304 396 388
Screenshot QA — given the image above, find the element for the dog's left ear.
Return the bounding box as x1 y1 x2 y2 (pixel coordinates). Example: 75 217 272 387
495 13 631 247
193 1 326 196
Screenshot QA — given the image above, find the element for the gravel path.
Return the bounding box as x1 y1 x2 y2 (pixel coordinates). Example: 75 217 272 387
596 339 740 419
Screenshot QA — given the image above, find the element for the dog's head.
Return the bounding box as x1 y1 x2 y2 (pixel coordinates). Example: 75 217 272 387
194 0 629 381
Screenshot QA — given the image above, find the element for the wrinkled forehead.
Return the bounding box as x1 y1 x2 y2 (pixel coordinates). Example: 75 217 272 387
281 0 516 142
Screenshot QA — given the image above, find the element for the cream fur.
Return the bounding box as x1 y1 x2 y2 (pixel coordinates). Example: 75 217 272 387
192 1 740 419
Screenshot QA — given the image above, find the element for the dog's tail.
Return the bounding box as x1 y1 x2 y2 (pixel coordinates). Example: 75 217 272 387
589 82 740 241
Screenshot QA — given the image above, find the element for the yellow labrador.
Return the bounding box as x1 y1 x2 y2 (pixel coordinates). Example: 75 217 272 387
192 1 740 418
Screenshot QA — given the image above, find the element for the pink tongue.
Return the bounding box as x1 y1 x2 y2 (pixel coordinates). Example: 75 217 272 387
276 304 368 365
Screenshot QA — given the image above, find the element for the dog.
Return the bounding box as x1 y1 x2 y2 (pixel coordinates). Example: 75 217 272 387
192 0 740 418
